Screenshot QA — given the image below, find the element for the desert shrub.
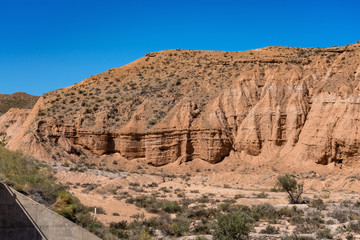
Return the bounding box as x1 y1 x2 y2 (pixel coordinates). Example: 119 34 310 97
353 200 360 208
218 203 232 212
277 174 304 204
234 194 245 199
319 189 331 199
162 201 181 213
290 216 306 225
52 191 104 235
347 220 360 233
222 199 236 204
330 208 348 223
109 228 129 239
305 215 324 227
219 203 250 214
341 199 353 208
169 220 189 236
81 183 99 192
110 220 128 230
129 182 140 187
177 192 185 198
161 219 190 237
260 225 279 234
295 224 315 234
212 211 253 240
195 236 207 240
197 195 211 203
142 216 168 229
251 203 278 221
76 213 104 233
94 206 106 214
281 234 316 240
127 195 160 211
346 234 354 240
131 228 153 240
316 228 332 239
186 208 218 220
160 187 171 193
270 187 283 192
147 182 158 188
52 191 79 221
193 221 211 234
278 206 303 218
255 191 269 198
125 197 135 204
309 198 327 210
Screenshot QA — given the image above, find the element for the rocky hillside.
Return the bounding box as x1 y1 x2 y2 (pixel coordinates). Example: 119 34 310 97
0 92 39 115
3 43 360 169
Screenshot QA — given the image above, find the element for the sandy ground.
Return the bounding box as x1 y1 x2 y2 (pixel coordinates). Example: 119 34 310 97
54 157 360 226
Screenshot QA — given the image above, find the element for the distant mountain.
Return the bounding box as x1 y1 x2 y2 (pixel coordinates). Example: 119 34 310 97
0 92 39 115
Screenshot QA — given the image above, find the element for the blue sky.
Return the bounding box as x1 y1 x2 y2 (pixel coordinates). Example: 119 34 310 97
1 0 359 96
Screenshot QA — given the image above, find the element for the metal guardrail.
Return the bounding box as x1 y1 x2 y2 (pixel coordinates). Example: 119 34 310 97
1 183 48 240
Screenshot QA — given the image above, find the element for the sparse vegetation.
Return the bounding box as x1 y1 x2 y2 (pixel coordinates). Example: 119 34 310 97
0 146 62 204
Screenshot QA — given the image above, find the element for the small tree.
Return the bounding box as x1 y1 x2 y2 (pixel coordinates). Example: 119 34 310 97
212 211 253 240
277 174 303 204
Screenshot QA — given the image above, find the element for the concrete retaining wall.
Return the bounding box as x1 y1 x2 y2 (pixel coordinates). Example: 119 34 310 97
0 183 102 240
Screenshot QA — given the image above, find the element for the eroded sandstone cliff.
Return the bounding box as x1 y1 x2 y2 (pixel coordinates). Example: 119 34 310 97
3 44 360 167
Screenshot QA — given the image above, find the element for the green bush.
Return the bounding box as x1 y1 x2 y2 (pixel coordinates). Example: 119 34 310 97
186 208 218 220
195 236 207 240
53 191 79 221
0 147 62 204
309 198 326 210
255 191 269 198
162 201 181 213
347 220 360 233
161 219 190 237
278 206 303 218
193 222 211 234
260 225 279 234
282 234 316 240
251 203 278 221
212 211 253 240
330 208 348 223
110 220 128 230
316 228 332 239
234 194 245 199
277 174 304 204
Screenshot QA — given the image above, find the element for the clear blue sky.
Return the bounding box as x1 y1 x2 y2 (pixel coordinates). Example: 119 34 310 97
1 0 359 96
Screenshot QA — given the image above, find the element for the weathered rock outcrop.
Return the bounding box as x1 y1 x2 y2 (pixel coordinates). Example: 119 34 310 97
0 108 31 142
3 43 360 167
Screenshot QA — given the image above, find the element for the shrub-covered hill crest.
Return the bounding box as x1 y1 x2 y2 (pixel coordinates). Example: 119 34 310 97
3 43 360 169
0 92 39 115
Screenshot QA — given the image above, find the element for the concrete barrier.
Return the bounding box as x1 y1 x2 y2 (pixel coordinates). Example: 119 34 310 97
0 183 102 240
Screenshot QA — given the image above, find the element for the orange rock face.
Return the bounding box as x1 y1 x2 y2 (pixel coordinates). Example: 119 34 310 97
3 44 360 167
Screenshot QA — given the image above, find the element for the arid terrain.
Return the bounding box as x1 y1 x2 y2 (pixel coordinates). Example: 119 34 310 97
0 92 39 115
1 43 360 239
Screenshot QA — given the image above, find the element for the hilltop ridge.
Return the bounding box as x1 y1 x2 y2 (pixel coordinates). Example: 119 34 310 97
0 92 39 115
